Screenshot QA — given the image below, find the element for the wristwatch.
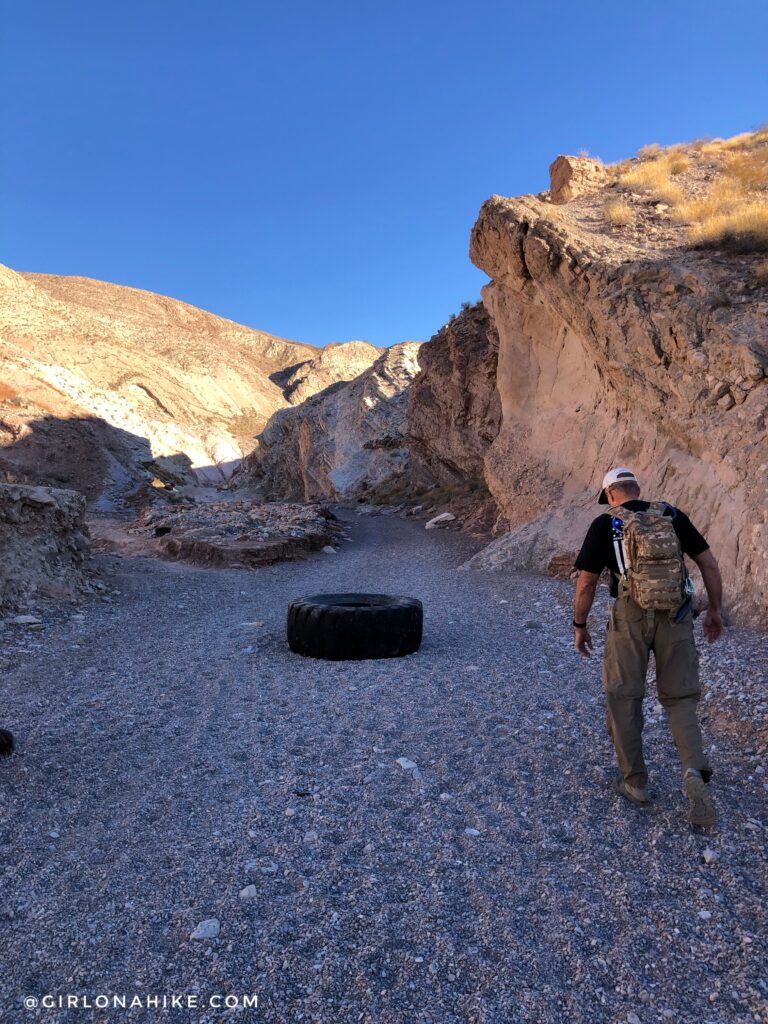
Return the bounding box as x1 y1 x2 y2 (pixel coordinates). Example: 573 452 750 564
572 620 587 629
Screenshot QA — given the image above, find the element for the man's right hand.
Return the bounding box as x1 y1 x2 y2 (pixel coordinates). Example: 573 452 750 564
703 607 723 643
574 626 593 658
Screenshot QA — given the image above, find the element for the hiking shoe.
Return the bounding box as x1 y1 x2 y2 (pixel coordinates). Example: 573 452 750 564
612 777 651 807
684 770 716 827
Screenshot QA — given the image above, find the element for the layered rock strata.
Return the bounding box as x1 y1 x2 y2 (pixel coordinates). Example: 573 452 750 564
463 188 768 626
135 501 339 567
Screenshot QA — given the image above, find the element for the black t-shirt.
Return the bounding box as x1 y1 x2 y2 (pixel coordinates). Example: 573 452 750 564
575 500 709 597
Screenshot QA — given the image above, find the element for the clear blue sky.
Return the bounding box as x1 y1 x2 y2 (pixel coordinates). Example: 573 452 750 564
2 1 766 346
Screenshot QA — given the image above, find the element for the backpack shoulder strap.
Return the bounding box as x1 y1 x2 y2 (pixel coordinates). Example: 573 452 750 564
649 500 675 518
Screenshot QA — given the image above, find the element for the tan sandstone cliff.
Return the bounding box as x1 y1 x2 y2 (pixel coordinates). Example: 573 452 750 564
236 343 421 501
0 265 379 506
462 147 768 626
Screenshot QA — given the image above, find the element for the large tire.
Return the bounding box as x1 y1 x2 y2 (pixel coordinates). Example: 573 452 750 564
287 593 423 661
0 728 15 758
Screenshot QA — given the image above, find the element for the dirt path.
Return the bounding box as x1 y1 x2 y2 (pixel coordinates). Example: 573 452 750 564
0 510 766 1023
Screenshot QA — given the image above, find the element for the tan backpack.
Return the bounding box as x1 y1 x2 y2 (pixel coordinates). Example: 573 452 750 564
609 502 687 611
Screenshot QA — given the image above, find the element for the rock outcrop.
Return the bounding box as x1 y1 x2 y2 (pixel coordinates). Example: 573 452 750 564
237 343 421 502
0 483 91 610
135 501 340 568
273 341 382 405
406 303 501 490
0 265 374 506
463 178 768 626
548 155 609 204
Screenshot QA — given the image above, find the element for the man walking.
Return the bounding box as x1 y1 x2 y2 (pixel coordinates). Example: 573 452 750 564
573 467 723 827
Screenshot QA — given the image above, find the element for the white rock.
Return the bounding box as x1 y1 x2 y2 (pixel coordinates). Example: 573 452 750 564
321 545 337 554
425 512 456 530
238 885 257 899
11 615 42 625
396 757 417 770
627 1013 641 1024
698 910 712 921
190 918 220 940
702 848 719 865
464 827 481 836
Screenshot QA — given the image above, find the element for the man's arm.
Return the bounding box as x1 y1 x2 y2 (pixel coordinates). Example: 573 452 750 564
692 548 723 642
573 570 600 657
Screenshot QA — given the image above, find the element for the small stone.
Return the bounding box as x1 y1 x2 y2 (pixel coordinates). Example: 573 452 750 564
321 545 337 554
284 807 296 816
396 757 417 770
238 885 257 899
464 827 481 836
702 848 719 865
190 918 220 940
11 615 42 625
425 512 456 530
698 910 712 921
627 1013 641 1024
244 859 278 874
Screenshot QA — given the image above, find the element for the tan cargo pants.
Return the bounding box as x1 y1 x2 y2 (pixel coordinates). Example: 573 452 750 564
602 584 711 789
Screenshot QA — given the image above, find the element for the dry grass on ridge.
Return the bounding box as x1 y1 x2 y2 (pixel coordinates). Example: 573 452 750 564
602 197 633 227
611 128 768 251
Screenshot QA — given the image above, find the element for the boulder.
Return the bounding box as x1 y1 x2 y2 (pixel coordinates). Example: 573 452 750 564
425 512 456 530
549 155 609 204
0 483 91 610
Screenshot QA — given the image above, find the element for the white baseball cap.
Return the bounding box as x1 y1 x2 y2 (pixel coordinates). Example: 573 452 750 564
598 467 639 504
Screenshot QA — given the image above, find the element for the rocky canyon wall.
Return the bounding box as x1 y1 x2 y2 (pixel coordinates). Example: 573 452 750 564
0 264 378 507
464 190 768 626
406 303 501 491
236 343 421 501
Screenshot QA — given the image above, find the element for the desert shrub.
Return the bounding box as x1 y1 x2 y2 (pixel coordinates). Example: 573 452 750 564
674 131 768 251
603 198 633 226
618 156 683 205
700 132 755 156
725 145 768 191
667 152 690 175
638 143 661 158
752 259 768 285
689 202 768 252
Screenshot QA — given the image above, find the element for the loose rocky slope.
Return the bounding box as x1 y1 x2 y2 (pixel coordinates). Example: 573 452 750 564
463 141 768 627
0 265 378 503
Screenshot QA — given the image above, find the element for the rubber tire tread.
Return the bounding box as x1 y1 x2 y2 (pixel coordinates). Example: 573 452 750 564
287 593 423 661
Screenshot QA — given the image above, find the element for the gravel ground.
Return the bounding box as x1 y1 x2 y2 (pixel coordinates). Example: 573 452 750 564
0 509 766 1024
